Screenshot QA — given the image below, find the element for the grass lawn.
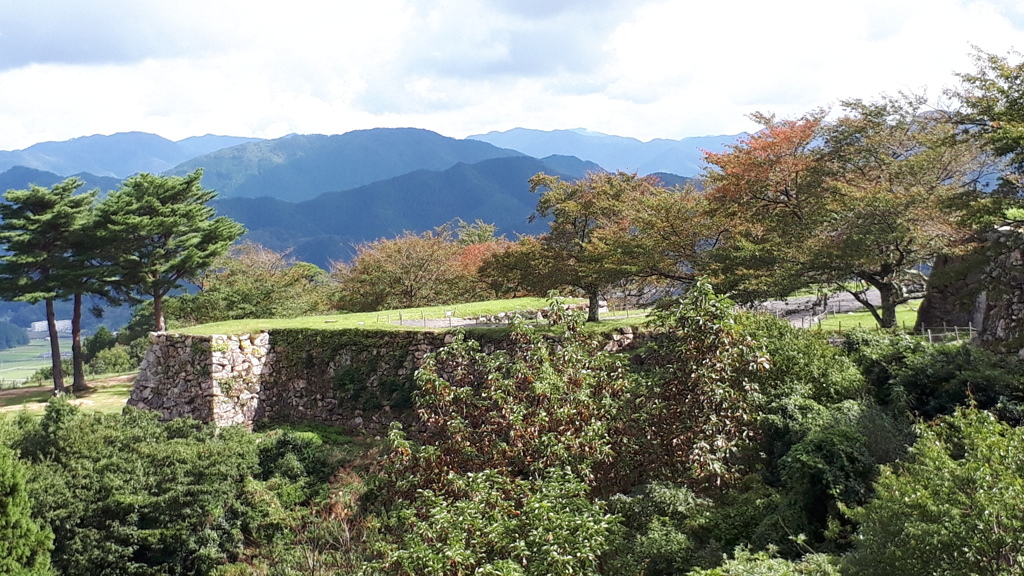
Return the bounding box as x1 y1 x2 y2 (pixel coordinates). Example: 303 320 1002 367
812 299 922 332
0 337 73 385
179 297 586 336
0 373 135 417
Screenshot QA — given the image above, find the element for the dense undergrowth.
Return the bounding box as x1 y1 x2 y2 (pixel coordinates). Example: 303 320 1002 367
2 284 1024 575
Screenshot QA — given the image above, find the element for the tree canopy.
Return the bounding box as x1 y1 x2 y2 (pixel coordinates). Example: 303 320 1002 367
96 170 245 331
0 178 97 392
705 96 987 327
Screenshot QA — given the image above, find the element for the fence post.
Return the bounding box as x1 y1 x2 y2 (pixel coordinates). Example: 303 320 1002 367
928 329 933 344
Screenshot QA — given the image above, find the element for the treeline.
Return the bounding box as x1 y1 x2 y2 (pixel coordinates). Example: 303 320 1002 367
156 48 1024 334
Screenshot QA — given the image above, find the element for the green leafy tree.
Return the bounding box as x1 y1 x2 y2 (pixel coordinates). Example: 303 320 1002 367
96 170 245 331
527 171 664 321
173 242 332 324
846 408 1024 575
0 445 53 576
954 47 1024 195
0 178 96 393
331 227 469 311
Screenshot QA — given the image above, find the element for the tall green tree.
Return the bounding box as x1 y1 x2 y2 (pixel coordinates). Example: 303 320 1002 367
0 179 95 393
954 48 1024 195
96 170 245 332
526 171 663 321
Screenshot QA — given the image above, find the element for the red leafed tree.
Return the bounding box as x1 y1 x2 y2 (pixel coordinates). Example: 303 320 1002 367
705 97 985 328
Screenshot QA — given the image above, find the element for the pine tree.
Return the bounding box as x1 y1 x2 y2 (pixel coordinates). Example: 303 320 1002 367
0 179 95 393
97 170 245 331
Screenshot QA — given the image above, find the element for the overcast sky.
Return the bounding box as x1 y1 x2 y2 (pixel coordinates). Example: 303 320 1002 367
0 0 1021 150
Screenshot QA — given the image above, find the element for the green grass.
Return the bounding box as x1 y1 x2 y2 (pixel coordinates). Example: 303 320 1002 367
0 337 73 385
179 297 582 336
0 375 134 416
812 299 922 332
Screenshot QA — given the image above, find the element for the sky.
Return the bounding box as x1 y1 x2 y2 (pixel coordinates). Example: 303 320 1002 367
0 0 1022 150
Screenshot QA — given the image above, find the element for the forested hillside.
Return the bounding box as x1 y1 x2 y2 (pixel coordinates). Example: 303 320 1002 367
170 128 527 202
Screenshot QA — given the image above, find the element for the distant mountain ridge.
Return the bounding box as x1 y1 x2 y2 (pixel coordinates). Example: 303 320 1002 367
468 128 742 177
0 132 261 178
0 127 708 268
213 154 604 267
0 166 123 195
170 128 527 202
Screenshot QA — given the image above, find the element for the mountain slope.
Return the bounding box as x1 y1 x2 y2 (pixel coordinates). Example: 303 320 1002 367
0 132 261 178
213 154 601 267
174 128 526 202
0 166 122 194
468 128 741 177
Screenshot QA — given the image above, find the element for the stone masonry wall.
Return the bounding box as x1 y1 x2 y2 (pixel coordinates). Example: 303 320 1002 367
128 327 640 431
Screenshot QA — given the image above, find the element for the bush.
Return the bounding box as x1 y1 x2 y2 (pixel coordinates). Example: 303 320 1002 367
0 445 53 576
373 469 621 576
606 482 719 576
13 399 274 576
689 547 840 576
845 408 1024 575
842 329 1024 421
889 343 1024 422
86 345 137 375
82 326 117 363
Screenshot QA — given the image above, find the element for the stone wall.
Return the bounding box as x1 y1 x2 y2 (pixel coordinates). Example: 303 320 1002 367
917 222 1024 354
976 224 1024 353
128 326 640 431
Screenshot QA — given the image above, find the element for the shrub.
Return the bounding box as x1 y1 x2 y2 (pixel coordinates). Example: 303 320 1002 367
86 345 136 375
373 469 620 576
689 547 840 576
82 326 117 363
0 445 53 576
14 399 272 576
845 408 1024 575
889 342 1024 422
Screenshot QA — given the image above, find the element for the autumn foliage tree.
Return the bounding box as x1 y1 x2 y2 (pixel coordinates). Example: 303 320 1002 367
332 223 509 312
706 96 986 327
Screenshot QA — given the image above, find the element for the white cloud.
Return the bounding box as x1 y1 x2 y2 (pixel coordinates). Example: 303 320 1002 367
0 0 1021 149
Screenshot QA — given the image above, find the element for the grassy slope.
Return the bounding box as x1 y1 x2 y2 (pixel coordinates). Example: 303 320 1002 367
0 374 135 416
179 297 577 336
813 299 922 332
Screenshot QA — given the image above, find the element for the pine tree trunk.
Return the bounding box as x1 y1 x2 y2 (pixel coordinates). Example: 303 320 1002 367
71 293 87 393
154 294 165 332
45 299 65 395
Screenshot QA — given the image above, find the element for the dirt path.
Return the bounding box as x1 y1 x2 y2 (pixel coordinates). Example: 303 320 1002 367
756 289 881 327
